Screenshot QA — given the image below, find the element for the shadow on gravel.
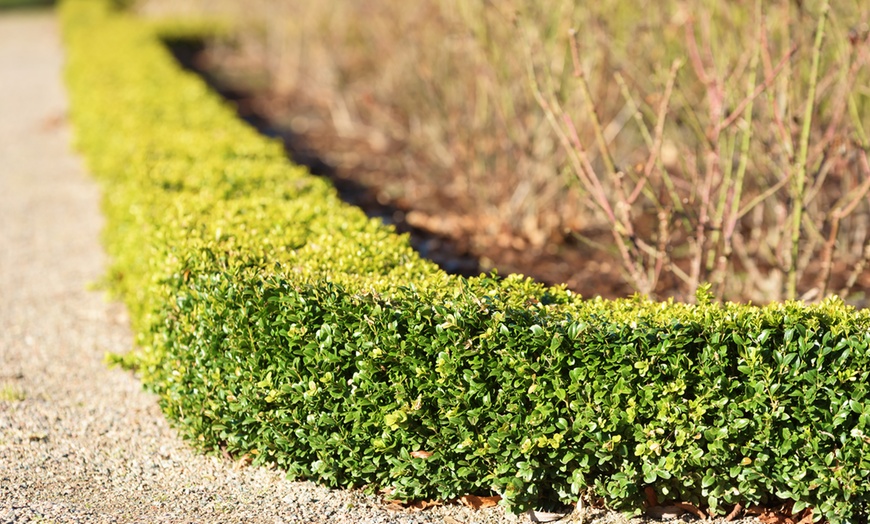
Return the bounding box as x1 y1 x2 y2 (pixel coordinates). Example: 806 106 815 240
164 38 484 279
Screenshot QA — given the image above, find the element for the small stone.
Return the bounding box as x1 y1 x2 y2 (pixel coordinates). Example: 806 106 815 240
527 509 572 522
646 505 687 520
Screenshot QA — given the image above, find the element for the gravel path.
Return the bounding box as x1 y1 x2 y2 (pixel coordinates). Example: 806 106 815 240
0 8 763 524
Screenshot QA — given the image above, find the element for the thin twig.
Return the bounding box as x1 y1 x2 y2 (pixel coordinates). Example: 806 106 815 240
615 72 686 225
526 28 649 293
737 175 791 221
628 59 682 204
759 13 794 159
714 0 764 296
817 150 870 295
840 242 870 298
716 44 798 133
788 0 830 300
569 29 618 178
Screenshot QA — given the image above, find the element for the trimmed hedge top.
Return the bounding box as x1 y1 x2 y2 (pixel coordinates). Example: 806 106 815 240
62 1 870 521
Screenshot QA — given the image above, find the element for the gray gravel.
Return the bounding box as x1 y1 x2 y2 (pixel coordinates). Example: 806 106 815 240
0 8 764 524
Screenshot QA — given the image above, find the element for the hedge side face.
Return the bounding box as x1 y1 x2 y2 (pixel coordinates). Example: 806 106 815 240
61 1 870 521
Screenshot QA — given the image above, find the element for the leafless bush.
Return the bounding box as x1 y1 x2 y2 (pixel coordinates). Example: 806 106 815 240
137 0 870 303
528 0 870 302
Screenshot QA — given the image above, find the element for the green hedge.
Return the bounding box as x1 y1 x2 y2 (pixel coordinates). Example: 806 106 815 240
61 1 870 521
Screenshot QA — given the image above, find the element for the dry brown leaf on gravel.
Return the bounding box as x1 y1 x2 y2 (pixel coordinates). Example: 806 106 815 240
407 499 440 511
527 508 572 522
724 502 744 521
382 498 440 511
383 501 406 512
232 453 253 470
746 502 813 524
758 512 791 524
458 494 501 510
749 502 815 524
674 501 707 520
796 509 815 524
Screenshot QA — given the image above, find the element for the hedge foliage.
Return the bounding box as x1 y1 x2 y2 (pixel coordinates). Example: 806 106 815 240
61 1 870 521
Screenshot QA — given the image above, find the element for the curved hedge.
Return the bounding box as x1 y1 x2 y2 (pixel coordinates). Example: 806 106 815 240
61 1 870 521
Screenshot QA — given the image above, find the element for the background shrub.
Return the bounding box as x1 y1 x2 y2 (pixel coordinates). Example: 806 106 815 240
135 0 870 303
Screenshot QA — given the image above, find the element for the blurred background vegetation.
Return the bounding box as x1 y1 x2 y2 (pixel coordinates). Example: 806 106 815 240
0 0 54 9
135 0 869 304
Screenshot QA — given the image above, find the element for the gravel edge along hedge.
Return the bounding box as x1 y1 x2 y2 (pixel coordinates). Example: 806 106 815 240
61 1 870 521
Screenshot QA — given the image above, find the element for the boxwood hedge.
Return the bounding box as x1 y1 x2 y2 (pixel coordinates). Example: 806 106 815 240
61 1 870 521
